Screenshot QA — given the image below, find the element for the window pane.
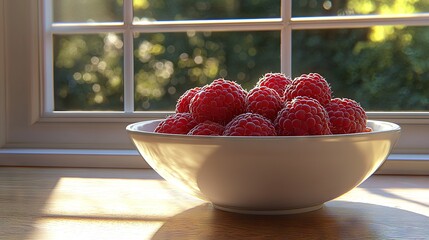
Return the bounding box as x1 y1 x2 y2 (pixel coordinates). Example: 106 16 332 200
134 31 280 111
54 34 124 111
292 26 429 111
53 0 123 23
133 0 279 21
292 0 429 17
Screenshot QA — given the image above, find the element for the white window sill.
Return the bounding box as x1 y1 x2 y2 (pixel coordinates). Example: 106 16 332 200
0 149 428 175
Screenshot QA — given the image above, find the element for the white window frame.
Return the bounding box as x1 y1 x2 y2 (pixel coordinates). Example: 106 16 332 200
1 0 429 174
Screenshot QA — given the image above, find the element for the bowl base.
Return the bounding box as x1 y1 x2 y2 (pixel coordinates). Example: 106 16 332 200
212 203 323 215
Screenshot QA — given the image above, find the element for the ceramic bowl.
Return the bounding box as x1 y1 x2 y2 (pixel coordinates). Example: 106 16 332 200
127 120 400 214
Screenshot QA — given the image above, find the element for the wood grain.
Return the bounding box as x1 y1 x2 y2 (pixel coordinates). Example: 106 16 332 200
0 167 428 240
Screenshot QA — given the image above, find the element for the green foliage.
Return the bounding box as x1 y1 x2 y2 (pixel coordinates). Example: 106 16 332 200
54 34 124 110
133 31 280 110
132 0 279 21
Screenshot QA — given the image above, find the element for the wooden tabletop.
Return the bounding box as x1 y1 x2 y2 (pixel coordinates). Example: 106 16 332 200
0 167 428 240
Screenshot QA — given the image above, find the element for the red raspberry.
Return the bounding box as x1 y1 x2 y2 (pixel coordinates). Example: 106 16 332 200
325 98 367 134
188 121 225 136
190 79 247 125
284 73 332 106
257 72 292 98
154 113 197 134
223 113 276 136
274 96 331 136
175 87 201 113
246 86 283 122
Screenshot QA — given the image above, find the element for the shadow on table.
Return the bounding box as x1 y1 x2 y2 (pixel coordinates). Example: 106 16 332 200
152 201 429 240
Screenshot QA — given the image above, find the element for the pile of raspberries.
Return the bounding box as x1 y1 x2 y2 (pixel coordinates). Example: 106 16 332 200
154 73 371 136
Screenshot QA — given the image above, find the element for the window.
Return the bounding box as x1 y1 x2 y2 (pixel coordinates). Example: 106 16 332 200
1 0 429 174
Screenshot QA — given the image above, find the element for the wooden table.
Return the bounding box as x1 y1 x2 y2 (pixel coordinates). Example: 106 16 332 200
0 167 428 240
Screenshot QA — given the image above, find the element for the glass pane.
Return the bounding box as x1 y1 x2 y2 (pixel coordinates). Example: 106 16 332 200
133 0 279 21
54 34 124 111
134 31 280 111
53 0 123 23
292 0 429 17
292 26 429 111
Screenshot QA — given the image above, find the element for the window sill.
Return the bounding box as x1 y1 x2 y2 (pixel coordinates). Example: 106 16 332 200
0 149 428 175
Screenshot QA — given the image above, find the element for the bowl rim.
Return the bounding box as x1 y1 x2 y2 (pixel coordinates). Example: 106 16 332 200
126 119 401 141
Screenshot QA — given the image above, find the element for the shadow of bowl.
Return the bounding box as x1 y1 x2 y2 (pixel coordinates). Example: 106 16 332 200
151 201 429 240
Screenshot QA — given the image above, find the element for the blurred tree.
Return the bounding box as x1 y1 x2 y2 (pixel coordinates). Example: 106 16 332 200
133 31 280 110
53 0 123 22
292 0 429 110
132 0 279 21
54 34 124 110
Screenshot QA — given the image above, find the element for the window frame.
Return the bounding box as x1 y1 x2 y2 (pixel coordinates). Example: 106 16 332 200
0 0 5 149
0 0 429 174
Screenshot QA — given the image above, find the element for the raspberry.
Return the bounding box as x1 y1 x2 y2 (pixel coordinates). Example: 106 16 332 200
257 72 292 98
188 121 225 136
274 96 331 136
246 86 283 122
284 73 332 106
190 79 247 125
325 98 367 134
154 113 197 134
223 113 276 136
175 87 201 113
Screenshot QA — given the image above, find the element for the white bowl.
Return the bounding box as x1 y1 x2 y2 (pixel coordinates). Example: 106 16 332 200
127 120 400 214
